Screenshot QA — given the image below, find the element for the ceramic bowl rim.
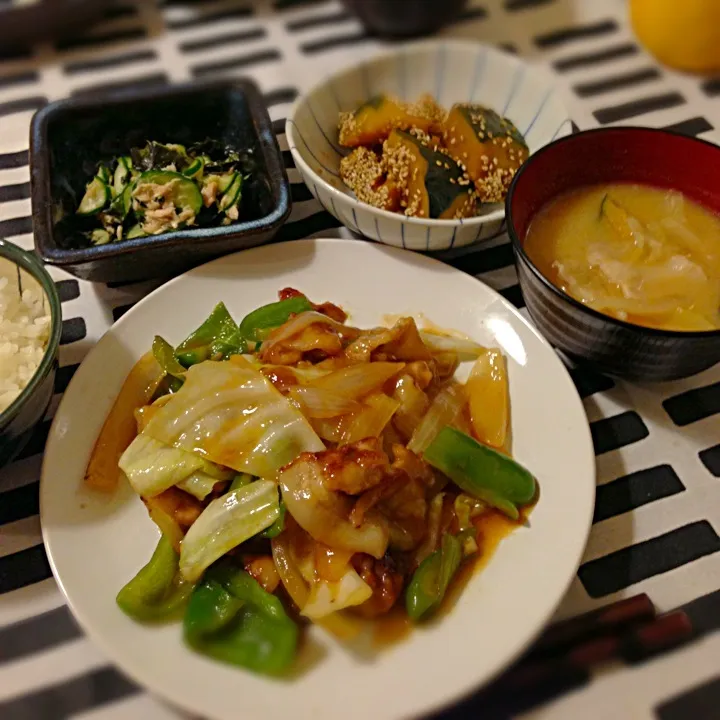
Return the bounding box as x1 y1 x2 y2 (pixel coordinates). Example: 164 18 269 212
286 38 570 230
0 239 62 424
505 125 720 340
30 78 291 268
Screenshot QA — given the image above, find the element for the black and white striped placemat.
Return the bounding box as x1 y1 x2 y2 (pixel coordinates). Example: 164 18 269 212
0 0 718 718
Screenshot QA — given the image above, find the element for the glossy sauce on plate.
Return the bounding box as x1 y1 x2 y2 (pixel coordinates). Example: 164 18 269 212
373 508 526 648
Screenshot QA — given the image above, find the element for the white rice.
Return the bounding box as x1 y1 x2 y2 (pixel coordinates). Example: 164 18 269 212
0 260 51 414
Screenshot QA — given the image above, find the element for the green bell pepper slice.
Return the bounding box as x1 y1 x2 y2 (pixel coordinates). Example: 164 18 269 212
175 302 247 367
150 373 183 401
183 562 298 676
259 499 286 539
405 533 462 622
116 535 194 622
239 296 314 343
152 335 187 380
423 426 536 520
184 577 243 639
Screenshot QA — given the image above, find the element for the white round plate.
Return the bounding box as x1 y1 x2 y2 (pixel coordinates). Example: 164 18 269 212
41 238 595 720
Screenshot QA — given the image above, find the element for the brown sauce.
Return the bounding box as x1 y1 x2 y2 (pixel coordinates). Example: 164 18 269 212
372 507 531 649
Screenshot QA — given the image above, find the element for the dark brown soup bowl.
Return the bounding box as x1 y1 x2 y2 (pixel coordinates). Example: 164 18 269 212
506 127 720 382
340 0 469 38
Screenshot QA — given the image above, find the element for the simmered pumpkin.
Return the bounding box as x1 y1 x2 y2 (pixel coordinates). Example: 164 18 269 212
339 146 402 212
335 93 530 218
383 130 476 220
443 104 528 203
338 94 445 148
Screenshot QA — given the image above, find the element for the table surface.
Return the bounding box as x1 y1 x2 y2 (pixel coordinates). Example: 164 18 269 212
0 0 719 718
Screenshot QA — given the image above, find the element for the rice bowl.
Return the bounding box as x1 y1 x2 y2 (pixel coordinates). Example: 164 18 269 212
0 257 52 413
0 239 61 467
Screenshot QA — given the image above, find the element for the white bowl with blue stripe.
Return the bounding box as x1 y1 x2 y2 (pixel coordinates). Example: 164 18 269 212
287 39 571 252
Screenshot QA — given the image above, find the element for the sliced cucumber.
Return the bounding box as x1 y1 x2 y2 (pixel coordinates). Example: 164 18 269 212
110 183 133 219
219 174 242 213
96 165 111 183
182 157 204 179
134 170 203 215
90 228 112 245
217 172 237 194
126 223 145 240
113 157 132 196
77 177 110 215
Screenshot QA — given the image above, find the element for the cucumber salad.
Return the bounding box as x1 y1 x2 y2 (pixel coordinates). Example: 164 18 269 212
74 140 251 245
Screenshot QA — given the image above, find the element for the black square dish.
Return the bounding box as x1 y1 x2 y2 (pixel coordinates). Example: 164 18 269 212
30 79 291 283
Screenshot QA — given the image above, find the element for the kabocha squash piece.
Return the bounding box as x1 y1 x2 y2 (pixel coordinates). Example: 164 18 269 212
338 94 445 148
405 93 446 135
443 104 528 203
383 130 476 220
340 147 402 212
339 95 406 147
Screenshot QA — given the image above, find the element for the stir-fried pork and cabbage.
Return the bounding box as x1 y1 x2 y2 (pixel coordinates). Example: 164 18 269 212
85 290 537 676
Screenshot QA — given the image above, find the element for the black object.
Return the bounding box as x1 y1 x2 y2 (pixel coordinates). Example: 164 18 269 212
340 0 469 38
435 590 711 720
30 79 291 284
0 0 114 53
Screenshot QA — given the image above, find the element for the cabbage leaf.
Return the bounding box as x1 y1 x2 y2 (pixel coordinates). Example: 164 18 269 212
119 434 232 498
180 480 280 582
143 357 325 476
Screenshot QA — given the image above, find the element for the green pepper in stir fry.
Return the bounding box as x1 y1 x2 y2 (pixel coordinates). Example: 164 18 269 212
423 426 536 520
259 499 286 539
152 336 186 380
116 535 195 622
238 296 314 343
175 302 247 367
184 562 298 675
184 576 243 639
405 533 463 622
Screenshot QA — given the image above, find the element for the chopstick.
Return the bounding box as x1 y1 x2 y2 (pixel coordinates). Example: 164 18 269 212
527 593 656 660
441 595 696 718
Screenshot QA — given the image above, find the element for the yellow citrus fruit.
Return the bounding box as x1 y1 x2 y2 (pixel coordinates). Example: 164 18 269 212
630 0 720 72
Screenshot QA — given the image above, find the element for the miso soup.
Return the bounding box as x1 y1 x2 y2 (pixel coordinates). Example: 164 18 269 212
524 184 720 332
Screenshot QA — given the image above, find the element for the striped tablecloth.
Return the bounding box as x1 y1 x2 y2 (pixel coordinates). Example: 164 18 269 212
1 0 719 718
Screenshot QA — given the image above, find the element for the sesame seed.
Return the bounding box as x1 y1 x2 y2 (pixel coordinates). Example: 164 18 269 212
338 93 524 218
